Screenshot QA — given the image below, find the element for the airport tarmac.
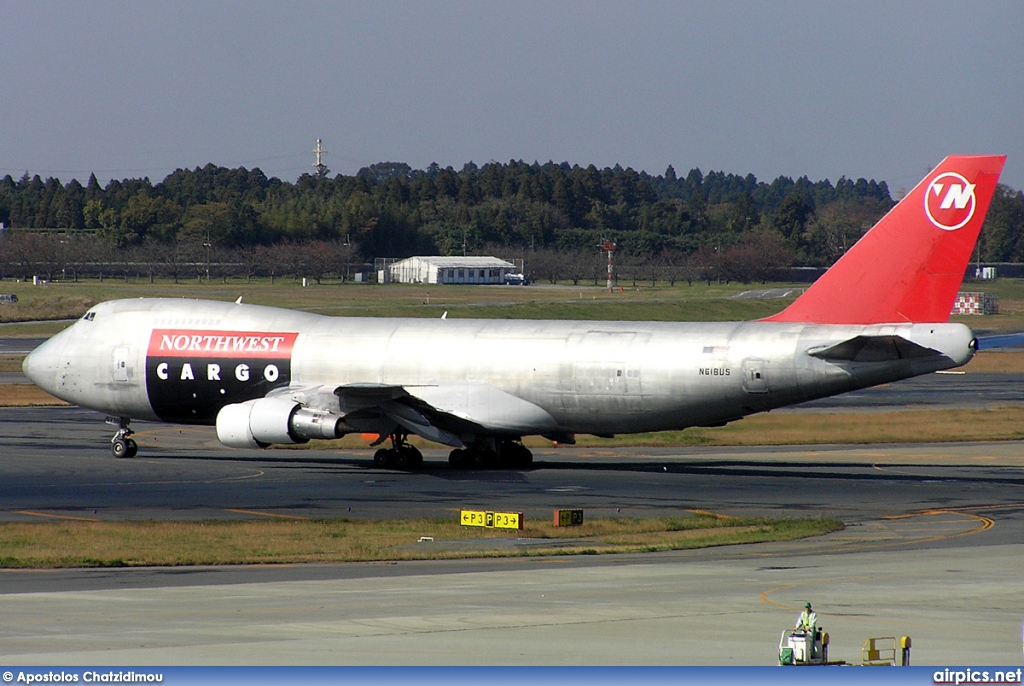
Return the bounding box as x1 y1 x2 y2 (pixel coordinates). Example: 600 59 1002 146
1 405 1024 665
0 337 48 355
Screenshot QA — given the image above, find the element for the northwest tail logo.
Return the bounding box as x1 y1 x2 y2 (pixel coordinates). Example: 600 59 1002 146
925 171 976 231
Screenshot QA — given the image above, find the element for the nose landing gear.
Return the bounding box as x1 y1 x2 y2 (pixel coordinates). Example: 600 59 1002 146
106 416 138 458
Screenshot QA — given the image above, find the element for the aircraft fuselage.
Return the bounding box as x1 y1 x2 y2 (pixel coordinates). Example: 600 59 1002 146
25 297 975 440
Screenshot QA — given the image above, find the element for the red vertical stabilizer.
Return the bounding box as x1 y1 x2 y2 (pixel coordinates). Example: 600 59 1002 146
764 155 1006 325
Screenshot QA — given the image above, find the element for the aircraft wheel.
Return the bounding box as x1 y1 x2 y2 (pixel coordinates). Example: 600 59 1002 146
125 438 139 458
475 447 498 468
448 449 467 468
402 446 423 469
394 449 410 468
499 442 532 468
373 448 390 467
111 438 130 458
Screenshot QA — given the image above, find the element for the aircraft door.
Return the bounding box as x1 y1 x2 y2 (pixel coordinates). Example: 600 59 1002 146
742 358 768 393
113 346 130 382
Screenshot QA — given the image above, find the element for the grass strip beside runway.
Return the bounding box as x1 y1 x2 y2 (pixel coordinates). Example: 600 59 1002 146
0 515 842 568
0 356 27 373
554 406 1024 447
0 384 68 405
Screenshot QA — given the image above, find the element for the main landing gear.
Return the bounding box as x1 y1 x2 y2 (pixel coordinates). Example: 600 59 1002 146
106 416 138 458
371 434 534 470
448 439 533 469
372 430 424 469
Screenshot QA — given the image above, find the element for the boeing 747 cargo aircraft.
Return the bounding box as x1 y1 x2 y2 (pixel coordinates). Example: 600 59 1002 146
22 155 1006 468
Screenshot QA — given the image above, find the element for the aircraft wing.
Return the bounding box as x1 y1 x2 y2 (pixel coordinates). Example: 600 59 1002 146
272 381 559 448
402 382 560 435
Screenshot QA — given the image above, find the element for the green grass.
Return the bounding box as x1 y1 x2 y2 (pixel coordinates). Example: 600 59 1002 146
3 275 1022 328
0 277 794 324
553 407 1024 447
0 515 843 568
338 298 785 321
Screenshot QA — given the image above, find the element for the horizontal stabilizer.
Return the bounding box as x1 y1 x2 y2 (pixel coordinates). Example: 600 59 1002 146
808 335 942 362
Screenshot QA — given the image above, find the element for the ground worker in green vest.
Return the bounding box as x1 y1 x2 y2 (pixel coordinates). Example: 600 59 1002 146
796 602 817 632
795 602 818 658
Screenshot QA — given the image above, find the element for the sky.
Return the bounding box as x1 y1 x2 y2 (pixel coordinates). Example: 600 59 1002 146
1 1 1022 194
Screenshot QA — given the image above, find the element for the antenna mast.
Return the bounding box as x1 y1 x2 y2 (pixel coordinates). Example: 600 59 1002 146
313 139 330 178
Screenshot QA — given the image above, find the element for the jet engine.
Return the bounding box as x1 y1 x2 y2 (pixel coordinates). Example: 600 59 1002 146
216 397 346 449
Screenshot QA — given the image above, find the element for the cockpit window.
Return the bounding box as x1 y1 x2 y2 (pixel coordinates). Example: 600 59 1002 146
83 312 96 321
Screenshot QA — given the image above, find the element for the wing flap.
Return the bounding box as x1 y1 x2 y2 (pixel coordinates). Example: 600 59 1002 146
327 381 558 446
379 399 464 447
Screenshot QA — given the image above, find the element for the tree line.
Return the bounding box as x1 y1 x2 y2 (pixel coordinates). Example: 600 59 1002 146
0 232 792 287
1 160 1022 272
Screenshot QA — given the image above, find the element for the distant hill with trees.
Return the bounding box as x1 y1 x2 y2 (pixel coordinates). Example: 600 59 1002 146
1 160 1021 285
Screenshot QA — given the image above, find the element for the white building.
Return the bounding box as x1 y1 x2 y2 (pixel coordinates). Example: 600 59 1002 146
384 256 517 285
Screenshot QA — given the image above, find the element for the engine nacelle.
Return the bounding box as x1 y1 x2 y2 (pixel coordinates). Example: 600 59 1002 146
215 397 345 449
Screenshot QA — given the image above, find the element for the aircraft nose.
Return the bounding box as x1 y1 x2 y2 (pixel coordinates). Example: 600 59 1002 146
22 333 66 395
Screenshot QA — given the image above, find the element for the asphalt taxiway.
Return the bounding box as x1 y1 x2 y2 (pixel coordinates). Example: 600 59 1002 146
3 335 1024 665
2 404 1024 665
